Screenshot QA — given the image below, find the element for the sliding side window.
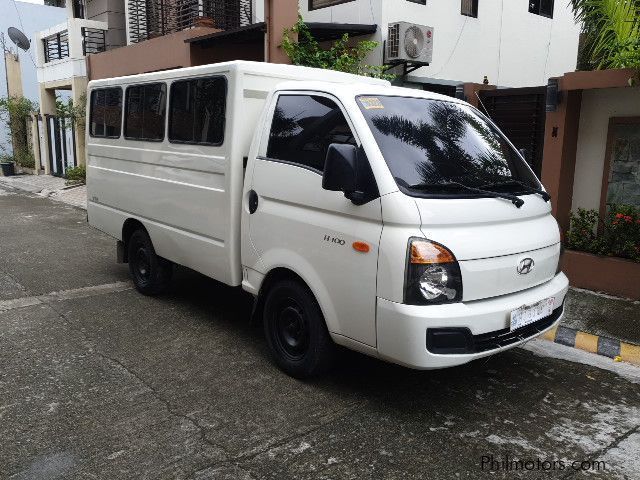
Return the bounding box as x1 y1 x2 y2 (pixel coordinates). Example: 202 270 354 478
124 83 167 141
169 76 227 145
89 87 122 138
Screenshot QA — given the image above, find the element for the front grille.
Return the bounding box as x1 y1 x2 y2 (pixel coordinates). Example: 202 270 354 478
426 304 564 355
473 304 563 352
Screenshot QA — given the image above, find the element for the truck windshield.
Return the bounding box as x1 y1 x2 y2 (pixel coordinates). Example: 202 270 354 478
357 95 540 198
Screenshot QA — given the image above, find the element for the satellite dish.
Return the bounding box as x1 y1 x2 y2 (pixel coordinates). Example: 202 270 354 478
8 27 30 52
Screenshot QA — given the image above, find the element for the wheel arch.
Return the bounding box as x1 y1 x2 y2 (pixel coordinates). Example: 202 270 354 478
121 218 147 263
253 266 337 335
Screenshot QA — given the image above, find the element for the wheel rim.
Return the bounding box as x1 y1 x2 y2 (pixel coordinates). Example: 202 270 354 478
133 243 151 285
272 296 309 361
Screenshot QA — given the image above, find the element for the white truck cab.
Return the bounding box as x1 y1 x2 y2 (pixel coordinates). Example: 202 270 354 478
87 61 568 378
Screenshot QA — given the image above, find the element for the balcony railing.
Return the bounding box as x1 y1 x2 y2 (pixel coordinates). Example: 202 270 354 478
82 27 106 55
128 0 253 43
43 31 70 62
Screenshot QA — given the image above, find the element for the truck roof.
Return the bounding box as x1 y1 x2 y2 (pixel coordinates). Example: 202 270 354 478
273 80 467 105
87 60 392 88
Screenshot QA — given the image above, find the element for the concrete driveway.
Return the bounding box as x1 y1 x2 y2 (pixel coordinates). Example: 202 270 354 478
1 184 639 479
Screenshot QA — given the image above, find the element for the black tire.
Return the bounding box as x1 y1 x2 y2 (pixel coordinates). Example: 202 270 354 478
263 280 336 378
127 229 173 295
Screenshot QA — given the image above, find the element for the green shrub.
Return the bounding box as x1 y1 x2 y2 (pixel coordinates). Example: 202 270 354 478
282 16 393 80
566 205 640 262
65 165 86 183
14 150 35 169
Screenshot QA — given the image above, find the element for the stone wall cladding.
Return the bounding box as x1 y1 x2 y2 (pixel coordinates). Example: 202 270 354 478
607 123 640 208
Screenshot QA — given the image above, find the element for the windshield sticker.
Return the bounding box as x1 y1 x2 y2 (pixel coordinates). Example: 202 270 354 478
359 97 385 110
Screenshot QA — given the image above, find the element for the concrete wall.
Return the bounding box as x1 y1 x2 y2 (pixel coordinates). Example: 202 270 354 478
300 0 581 88
86 0 127 49
86 27 220 79
572 88 640 212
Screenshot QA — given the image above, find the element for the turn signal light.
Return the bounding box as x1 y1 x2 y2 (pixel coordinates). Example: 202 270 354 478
353 241 370 253
410 240 455 264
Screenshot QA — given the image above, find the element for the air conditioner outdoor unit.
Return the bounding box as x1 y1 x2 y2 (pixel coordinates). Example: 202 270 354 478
386 22 434 65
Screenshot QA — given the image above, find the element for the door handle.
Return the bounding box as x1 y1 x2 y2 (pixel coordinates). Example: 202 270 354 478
248 190 259 214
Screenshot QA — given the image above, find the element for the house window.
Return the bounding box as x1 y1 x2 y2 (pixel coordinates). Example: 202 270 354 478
407 0 427 5
267 95 356 173
169 76 227 145
529 0 554 18
124 83 167 141
309 0 355 11
89 87 122 138
461 0 478 17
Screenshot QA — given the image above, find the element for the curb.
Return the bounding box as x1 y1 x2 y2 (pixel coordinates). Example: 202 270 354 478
542 325 640 366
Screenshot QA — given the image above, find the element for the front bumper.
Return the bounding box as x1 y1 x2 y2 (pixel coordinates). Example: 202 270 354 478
376 273 569 369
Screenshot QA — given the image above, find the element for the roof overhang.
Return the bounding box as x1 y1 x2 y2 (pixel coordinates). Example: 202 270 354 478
186 22 377 47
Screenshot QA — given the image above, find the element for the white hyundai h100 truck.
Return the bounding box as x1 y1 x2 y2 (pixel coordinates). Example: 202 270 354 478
86 61 568 378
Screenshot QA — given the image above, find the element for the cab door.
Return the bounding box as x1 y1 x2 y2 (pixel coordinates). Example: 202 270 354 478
246 93 382 347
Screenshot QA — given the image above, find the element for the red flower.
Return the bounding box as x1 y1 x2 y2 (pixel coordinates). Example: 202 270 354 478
624 216 632 222
615 213 624 219
613 220 619 225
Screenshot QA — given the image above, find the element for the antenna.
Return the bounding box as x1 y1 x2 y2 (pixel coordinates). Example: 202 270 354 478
7 27 30 52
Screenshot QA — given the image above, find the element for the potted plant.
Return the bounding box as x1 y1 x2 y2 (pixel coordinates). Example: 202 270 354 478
0 154 15 177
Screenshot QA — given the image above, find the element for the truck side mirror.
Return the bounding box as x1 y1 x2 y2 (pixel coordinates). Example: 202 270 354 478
323 144 358 196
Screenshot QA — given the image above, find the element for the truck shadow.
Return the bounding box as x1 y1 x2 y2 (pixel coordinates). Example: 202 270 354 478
158 266 556 399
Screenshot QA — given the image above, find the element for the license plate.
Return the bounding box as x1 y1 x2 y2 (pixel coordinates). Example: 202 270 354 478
510 297 555 331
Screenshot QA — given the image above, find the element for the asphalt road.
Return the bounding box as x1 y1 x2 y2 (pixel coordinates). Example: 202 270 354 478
1 184 639 480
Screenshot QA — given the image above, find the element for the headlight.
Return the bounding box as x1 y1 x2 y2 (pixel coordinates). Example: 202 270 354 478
405 238 463 305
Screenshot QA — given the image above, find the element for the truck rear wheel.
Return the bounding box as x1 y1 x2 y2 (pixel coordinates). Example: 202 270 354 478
127 229 172 296
263 280 336 378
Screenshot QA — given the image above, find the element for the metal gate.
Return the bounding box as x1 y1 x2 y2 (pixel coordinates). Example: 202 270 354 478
45 115 77 177
479 86 547 178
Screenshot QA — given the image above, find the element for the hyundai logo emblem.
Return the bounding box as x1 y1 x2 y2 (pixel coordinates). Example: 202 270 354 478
517 258 535 275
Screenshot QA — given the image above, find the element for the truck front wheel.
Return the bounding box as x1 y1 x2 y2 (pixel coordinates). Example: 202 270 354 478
127 229 172 296
263 280 336 378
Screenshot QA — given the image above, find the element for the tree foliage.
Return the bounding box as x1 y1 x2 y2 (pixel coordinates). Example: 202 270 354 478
282 16 391 79
0 96 38 167
571 0 640 71
55 93 87 129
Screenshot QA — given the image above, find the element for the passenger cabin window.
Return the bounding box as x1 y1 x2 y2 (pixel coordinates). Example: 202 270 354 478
89 87 122 138
124 83 166 141
267 95 356 173
169 76 226 145
528 0 553 18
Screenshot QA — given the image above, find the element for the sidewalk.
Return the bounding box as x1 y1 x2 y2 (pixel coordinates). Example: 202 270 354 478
0 174 87 209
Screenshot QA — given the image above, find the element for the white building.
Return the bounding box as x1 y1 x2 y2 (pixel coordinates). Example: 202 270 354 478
301 0 581 89
34 0 125 174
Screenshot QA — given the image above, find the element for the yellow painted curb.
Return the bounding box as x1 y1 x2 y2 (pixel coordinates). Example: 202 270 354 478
575 331 599 354
542 325 558 341
620 343 640 366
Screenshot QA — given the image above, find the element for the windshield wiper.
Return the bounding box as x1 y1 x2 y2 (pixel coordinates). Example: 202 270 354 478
406 181 525 208
479 180 551 202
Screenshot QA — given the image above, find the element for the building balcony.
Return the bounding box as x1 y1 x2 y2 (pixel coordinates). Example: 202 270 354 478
126 0 253 44
36 18 108 86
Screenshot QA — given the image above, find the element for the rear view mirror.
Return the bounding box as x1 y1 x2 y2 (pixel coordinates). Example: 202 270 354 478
323 144 358 194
